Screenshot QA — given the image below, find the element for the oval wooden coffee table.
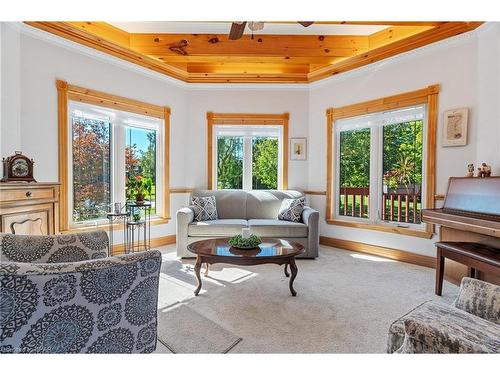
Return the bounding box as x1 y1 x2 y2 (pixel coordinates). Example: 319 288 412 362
188 237 304 296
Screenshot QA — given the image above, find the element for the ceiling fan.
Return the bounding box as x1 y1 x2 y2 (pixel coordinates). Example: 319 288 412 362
228 21 315 40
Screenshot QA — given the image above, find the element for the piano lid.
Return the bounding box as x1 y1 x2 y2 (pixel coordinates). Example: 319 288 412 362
443 177 500 217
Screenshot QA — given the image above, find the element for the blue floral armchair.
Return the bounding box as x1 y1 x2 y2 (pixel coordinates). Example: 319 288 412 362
0 230 161 354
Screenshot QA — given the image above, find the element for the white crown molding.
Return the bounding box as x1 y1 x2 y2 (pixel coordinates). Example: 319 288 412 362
15 21 487 92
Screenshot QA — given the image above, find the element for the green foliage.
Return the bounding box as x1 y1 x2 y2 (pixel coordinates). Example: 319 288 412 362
229 234 262 249
339 128 371 187
383 121 423 193
217 137 243 189
252 137 278 189
126 175 153 200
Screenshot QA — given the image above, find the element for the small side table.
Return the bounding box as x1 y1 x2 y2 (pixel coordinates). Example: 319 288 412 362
106 212 130 254
126 201 152 253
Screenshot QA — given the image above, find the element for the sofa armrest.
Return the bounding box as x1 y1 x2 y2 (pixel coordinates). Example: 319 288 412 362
453 277 500 324
176 206 196 257
0 250 161 353
302 206 318 227
0 230 109 264
301 206 319 258
398 315 500 353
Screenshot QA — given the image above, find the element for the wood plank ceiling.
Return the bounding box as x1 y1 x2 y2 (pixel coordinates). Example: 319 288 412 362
25 21 482 84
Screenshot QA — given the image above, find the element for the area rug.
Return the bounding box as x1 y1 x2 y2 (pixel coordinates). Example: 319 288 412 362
157 304 243 353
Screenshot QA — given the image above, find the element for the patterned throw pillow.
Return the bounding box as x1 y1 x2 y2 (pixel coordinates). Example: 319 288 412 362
278 197 305 222
191 196 218 221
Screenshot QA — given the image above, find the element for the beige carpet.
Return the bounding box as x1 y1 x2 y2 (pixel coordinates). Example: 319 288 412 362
155 245 458 353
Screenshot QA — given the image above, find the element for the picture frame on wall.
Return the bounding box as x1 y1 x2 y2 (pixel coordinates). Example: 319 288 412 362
290 137 307 160
442 108 468 147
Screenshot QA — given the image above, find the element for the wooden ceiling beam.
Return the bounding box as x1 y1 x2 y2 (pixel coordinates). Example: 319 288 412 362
25 22 189 81
151 54 346 65
368 25 435 48
129 33 368 57
308 22 483 82
186 62 310 74
67 22 130 47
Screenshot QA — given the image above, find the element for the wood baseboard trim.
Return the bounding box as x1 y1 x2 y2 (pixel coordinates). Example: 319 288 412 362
319 236 436 269
112 234 176 255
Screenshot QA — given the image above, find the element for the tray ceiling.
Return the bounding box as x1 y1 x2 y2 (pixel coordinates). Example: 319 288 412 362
25 21 482 84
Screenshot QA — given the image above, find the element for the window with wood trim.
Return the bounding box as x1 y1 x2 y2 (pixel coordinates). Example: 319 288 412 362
207 112 289 190
57 80 170 231
326 85 439 238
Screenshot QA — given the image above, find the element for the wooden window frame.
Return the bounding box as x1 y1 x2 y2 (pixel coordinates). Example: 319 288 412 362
207 112 289 190
56 80 171 232
325 84 439 239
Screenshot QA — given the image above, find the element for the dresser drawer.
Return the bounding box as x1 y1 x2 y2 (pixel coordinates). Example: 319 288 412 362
0 187 55 202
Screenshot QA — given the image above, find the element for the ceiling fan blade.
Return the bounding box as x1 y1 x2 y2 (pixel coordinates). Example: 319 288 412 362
298 21 314 27
229 22 247 40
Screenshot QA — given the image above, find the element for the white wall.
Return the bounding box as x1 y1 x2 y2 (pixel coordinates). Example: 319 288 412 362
2 22 500 255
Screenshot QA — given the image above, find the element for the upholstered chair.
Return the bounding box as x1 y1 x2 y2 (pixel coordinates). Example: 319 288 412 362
0 230 161 354
387 277 500 353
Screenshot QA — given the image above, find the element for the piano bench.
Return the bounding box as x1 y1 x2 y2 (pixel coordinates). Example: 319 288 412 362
435 241 500 296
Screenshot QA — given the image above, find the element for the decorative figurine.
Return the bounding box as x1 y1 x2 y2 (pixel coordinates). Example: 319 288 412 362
466 163 475 177
477 163 492 178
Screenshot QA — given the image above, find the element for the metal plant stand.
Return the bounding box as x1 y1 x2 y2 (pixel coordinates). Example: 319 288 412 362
126 201 152 253
106 212 130 254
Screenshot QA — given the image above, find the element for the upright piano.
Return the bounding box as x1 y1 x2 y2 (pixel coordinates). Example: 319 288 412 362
422 176 500 290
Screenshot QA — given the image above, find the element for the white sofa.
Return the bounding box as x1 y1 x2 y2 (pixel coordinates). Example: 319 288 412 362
176 190 319 258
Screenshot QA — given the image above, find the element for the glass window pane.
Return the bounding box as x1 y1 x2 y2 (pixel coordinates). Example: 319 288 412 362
216 136 243 189
125 127 157 214
338 128 370 218
72 116 111 222
252 136 278 190
382 120 423 224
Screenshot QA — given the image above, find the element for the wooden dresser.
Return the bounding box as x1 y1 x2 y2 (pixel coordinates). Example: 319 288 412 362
0 182 60 235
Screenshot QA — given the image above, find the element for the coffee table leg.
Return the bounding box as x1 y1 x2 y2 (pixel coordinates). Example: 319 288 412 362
194 256 202 296
289 258 298 296
284 263 290 277
204 263 209 276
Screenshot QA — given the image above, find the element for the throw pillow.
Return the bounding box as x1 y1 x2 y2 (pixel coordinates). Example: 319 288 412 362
278 197 305 222
191 195 218 221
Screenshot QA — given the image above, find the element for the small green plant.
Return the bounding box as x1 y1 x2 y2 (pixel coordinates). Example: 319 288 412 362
228 234 262 249
132 212 141 222
126 175 153 202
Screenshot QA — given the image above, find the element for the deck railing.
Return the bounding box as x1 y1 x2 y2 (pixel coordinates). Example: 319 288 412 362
339 187 421 224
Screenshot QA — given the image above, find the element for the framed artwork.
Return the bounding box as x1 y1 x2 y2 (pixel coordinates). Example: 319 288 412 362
290 138 307 160
443 108 468 147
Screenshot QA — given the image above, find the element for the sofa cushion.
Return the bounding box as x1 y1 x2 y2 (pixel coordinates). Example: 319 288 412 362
191 190 247 219
188 219 248 237
248 219 308 238
278 197 305 222
246 190 304 219
191 195 218 221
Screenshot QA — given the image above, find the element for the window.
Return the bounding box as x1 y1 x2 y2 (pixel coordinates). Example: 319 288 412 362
213 126 281 190
69 103 163 226
326 85 439 238
207 112 289 190
335 106 425 227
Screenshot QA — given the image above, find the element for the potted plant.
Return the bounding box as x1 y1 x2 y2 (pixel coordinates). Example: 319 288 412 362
126 175 153 205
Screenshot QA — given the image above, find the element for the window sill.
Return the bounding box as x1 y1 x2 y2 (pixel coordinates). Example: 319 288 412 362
62 217 171 234
325 218 433 239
